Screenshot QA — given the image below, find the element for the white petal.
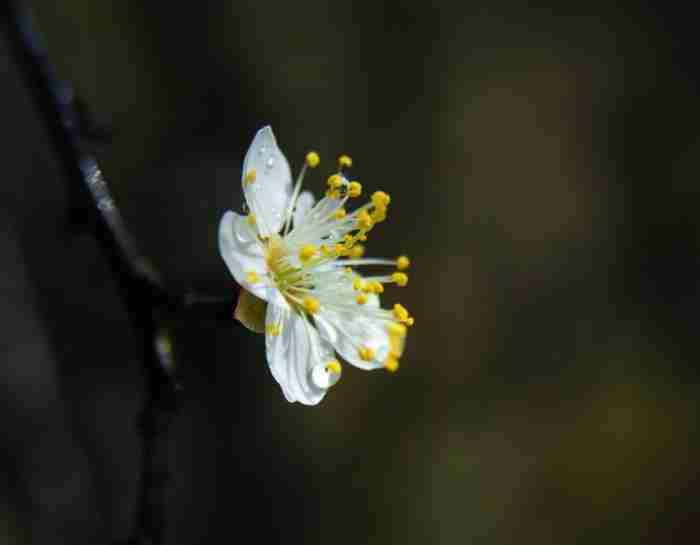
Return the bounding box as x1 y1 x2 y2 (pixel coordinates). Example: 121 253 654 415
265 306 337 405
315 307 391 371
292 190 315 230
242 126 293 237
218 210 270 301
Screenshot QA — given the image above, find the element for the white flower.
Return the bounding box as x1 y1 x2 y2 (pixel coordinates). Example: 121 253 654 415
219 126 413 405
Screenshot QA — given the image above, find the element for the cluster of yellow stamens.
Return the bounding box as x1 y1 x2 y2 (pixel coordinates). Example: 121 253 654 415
257 149 413 375
383 321 407 372
392 303 415 327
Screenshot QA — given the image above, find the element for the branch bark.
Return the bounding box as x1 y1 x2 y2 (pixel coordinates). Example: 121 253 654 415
1 2 237 543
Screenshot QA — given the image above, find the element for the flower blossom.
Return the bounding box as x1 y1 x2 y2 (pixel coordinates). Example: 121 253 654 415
219 126 413 405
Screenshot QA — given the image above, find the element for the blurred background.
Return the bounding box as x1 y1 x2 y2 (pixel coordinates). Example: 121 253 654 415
1 1 699 544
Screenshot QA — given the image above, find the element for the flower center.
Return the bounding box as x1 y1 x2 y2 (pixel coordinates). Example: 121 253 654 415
264 235 318 313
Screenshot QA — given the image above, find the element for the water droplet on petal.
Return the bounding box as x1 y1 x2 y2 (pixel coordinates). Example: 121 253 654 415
266 157 275 170
258 146 267 156
310 364 341 389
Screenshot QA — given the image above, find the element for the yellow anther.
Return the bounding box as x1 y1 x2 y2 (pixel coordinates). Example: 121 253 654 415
396 255 410 270
358 346 375 362
244 169 257 185
406 317 415 326
358 234 367 242
391 272 408 287
246 271 260 284
357 209 373 230
386 322 407 338
369 281 384 294
353 278 365 291
371 191 391 208
334 207 347 220
347 181 362 198
327 174 343 189
246 213 256 226
338 154 353 168
266 323 281 337
299 244 317 262
393 303 410 322
356 293 368 305
303 296 320 314
305 151 320 168
350 244 365 258
325 360 342 374
371 206 387 223
389 334 404 358
334 243 347 256
320 244 333 257
325 188 341 199
383 356 400 373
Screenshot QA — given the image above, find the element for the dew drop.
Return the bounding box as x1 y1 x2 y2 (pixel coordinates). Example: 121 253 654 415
258 146 267 156
310 364 341 389
266 157 275 170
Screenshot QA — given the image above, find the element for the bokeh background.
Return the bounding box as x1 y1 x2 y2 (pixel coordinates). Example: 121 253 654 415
2 1 699 544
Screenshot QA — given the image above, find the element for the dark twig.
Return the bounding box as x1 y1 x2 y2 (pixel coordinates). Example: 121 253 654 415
1 2 236 544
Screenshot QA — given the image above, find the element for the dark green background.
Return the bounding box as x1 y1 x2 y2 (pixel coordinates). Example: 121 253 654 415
1 2 698 544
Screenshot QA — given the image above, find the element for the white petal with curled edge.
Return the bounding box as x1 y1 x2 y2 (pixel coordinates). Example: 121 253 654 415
292 190 315 230
242 126 293 237
218 210 269 302
265 303 296 402
265 305 335 405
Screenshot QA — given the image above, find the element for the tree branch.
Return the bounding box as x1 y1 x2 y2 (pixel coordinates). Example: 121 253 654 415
1 2 237 543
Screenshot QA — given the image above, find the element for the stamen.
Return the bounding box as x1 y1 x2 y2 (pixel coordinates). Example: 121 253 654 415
371 191 391 207
325 360 342 374
334 207 346 219
391 272 408 287
349 244 365 258
266 323 281 336
303 296 320 314
348 181 362 198
305 151 320 168
393 303 412 325
338 154 353 168
299 244 317 262
356 209 373 230
358 346 375 361
246 271 260 284
369 281 384 294
386 322 407 338
283 155 313 234
246 213 256 226
244 169 256 185
383 355 399 373
371 206 387 223
396 255 410 270
327 174 343 189
339 258 395 267
356 293 368 305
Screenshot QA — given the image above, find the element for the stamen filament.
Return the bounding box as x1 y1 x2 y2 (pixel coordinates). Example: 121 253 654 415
283 163 308 235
